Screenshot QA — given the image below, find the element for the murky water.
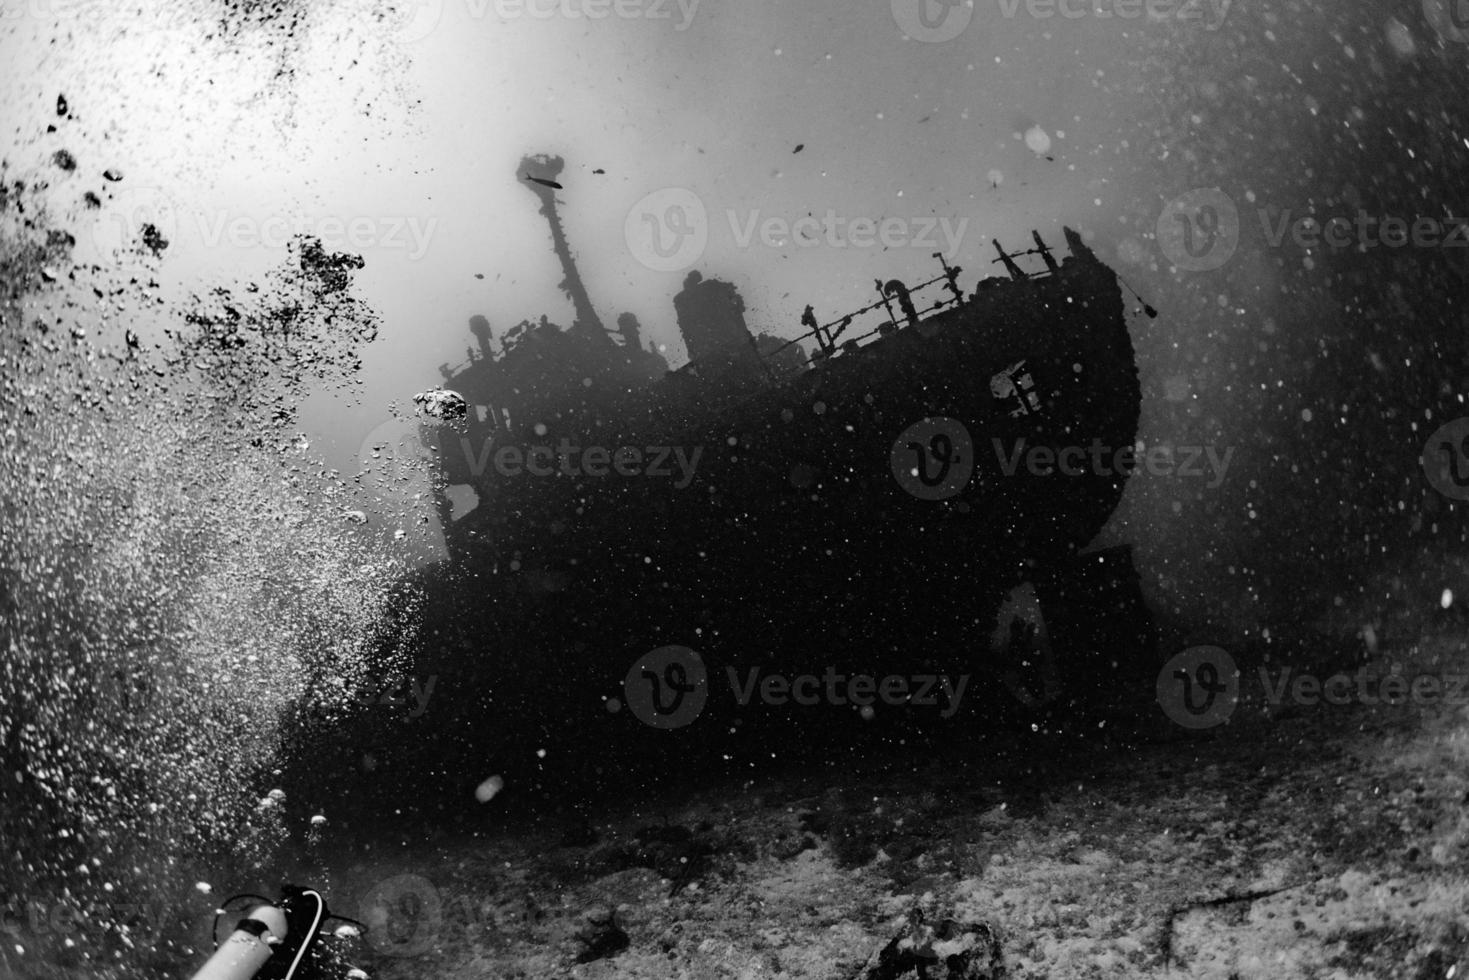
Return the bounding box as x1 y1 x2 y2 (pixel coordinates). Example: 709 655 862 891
5 1 1469 977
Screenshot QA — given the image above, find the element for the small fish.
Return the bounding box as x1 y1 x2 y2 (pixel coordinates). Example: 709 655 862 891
57 94 68 117
793 143 804 154
524 174 563 190
474 273 485 279
592 168 606 174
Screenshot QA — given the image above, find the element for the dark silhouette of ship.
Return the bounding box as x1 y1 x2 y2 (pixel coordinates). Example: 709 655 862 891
319 154 1160 813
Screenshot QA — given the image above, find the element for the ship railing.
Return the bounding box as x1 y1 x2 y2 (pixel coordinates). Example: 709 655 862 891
990 230 1062 281
761 251 968 366
761 229 1063 368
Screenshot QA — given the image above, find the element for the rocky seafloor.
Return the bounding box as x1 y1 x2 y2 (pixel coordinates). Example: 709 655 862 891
297 621 1469 980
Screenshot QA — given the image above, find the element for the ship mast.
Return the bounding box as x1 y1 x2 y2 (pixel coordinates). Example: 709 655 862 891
519 153 610 344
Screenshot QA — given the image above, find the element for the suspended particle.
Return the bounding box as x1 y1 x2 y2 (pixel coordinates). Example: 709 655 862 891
475 775 505 803
1024 125 1052 155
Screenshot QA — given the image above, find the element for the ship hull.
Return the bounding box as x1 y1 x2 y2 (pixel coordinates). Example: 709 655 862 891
445 230 1139 638
305 231 1146 812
